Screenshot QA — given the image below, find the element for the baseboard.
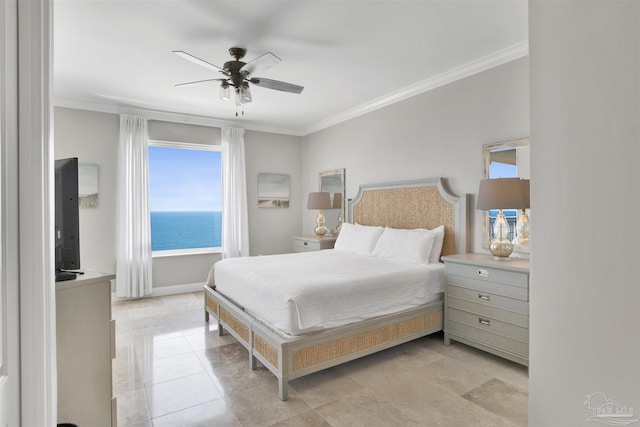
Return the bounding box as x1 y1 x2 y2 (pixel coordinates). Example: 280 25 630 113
111 282 205 302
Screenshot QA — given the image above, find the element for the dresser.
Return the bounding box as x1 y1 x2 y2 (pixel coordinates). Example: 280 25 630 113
56 271 117 427
442 253 530 366
292 235 337 252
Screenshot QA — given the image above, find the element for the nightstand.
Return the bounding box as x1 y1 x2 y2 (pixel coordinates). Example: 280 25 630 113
441 253 530 366
292 235 337 253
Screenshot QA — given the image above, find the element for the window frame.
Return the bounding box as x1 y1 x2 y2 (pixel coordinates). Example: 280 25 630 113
147 139 223 257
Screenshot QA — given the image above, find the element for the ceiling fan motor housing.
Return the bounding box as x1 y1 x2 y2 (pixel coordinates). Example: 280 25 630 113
223 47 252 87
223 61 247 87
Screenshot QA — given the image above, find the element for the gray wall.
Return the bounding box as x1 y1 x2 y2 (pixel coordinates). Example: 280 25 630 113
54 108 119 275
245 130 302 255
301 57 530 254
529 1 639 425
54 107 302 290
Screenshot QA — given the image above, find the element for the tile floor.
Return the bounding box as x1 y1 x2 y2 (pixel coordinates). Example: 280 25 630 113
113 291 528 427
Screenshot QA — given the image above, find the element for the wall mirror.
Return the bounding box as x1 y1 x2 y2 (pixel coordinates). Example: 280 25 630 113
482 138 530 253
319 169 345 234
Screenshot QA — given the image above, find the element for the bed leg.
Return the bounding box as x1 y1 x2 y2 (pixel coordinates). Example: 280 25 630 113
444 332 451 346
204 309 209 323
278 379 288 401
250 354 257 370
218 320 224 336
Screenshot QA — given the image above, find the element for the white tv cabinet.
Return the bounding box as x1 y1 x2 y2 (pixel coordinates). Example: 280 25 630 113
56 271 116 427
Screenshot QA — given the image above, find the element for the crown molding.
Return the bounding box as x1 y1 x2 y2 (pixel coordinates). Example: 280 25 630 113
302 41 529 136
53 97 304 136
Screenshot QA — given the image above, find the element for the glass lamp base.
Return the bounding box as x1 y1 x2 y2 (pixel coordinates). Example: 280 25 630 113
334 212 343 235
314 225 328 237
314 210 327 236
489 239 514 260
513 210 530 251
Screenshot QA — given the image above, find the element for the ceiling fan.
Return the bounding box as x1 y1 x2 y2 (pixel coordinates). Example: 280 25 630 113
173 47 304 116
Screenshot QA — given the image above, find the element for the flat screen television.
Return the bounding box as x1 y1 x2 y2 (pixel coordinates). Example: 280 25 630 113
55 157 80 282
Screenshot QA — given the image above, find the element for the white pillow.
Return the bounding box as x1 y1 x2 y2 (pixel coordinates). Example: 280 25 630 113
429 225 445 263
372 227 436 264
333 223 384 256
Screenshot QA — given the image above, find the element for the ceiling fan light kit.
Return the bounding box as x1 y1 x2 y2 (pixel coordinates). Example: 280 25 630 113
219 81 230 101
173 47 304 117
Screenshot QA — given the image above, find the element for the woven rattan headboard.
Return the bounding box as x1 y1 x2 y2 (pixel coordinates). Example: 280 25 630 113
348 178 469 256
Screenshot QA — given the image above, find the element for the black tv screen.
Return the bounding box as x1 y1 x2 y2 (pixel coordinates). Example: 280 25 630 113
55 157 80 281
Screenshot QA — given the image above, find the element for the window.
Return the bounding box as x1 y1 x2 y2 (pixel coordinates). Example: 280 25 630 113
148 141 222 254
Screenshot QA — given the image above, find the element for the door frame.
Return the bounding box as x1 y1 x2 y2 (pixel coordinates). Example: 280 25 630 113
0 0 20 424
17 0 57 425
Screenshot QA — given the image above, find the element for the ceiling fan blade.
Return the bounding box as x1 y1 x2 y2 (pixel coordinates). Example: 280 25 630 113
175 78 226 87
250 77 304 94
240 52 281 76
173 50 226 74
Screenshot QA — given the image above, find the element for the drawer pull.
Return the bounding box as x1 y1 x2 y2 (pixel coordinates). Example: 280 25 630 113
304 242 308 246
478 318 491 327
478 293 491 301
477 269 489 277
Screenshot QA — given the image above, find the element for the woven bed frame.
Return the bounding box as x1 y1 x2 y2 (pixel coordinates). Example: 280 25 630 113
204 177 469 400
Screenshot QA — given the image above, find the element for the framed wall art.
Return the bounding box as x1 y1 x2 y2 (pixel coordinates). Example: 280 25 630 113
258 173 290 208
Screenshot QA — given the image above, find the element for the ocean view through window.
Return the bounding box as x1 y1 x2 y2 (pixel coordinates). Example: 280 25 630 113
148 142 222 252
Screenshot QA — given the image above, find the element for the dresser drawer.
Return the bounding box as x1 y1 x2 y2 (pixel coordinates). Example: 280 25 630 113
445 262 528 288
446 284 528 314
447 319 528 357
447 295 529 328
447 307 528 343
446 274 528 301
293 239 321 252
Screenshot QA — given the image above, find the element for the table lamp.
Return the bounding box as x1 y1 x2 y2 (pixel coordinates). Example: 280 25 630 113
307 192 331 236
477 178 527 260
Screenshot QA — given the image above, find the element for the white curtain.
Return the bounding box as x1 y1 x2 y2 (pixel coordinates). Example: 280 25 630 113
116 115 153 297
221 127 250 258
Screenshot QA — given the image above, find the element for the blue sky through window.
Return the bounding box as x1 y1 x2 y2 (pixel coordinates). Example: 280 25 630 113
148 146 222 212
489 162 517 179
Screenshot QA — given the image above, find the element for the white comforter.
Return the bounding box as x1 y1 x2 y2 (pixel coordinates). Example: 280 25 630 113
208 250 444 335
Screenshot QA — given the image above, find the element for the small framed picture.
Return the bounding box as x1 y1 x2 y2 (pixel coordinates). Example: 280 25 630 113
258 173 290 208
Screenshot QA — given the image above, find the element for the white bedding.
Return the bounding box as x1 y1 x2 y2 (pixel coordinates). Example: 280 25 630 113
208 250 444 335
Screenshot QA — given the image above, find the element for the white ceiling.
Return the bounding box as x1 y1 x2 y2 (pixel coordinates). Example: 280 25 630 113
54 0 528 136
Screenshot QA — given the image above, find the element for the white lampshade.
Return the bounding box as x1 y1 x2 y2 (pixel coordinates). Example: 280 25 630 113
307 192 331 210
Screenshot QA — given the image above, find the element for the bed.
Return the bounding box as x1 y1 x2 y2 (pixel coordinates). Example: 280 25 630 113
204 177 469 400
